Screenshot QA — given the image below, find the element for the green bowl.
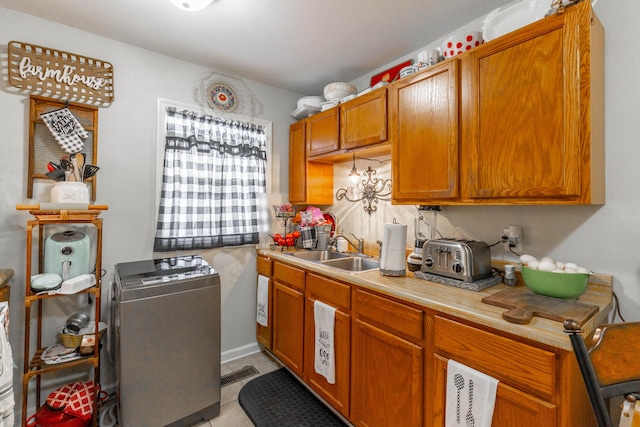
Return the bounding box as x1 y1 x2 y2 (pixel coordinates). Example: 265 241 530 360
520 265 590 300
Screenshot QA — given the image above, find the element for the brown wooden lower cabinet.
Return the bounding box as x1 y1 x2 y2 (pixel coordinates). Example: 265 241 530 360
272 281 304 376
351 289 424 427
430 315 595 427
303 273 352 418
351 319 423 427
304 298 351 417
272 261 305 377
431 356 556 426
258 257 597 427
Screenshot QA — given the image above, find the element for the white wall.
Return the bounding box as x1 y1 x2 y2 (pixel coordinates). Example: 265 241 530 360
337 0 640 324
0 7 299 416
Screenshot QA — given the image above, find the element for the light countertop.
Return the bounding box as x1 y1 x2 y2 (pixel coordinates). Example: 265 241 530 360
258 248 613 351
0 269 13 289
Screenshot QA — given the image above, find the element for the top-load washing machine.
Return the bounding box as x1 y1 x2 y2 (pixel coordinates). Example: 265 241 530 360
112 255 221 427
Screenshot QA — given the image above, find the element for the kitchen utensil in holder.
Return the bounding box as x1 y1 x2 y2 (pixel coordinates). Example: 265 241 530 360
316 224 331 251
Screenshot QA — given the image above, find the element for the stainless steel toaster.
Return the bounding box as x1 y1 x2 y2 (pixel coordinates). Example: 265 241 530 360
421 239 492 282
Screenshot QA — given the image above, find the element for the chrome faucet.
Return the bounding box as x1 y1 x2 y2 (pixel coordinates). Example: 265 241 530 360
330 232 365 254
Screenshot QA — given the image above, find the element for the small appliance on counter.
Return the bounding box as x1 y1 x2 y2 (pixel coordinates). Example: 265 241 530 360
44 230 91 281
407 206 440 272
421 239 492 282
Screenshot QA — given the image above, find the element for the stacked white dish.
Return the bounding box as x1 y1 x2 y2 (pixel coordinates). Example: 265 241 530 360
321 100 340 111
358 87 373 97
399 65 418 79
324 82 357 102
297 96 323 109
291 95 324 120
481 0 553 42
479 0 600 42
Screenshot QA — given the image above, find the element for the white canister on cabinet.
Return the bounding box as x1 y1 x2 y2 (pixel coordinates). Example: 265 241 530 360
50 182 90 204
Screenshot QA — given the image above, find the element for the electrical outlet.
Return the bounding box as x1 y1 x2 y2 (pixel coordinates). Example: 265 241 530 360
502 225 523 252
502 228 510 251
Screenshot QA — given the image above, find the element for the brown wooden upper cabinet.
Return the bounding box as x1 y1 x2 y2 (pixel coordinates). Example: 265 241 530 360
461 0 603 204
390 60 460 203
391 1 604 205
289 120 334 205
308 87 389 163
340 88 388 151
288 87 388 205
307 108 340 157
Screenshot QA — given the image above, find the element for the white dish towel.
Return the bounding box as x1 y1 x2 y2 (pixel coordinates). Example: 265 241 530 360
313 300 336 384
0 303 14 427
256 275 269 327
446 360 499 427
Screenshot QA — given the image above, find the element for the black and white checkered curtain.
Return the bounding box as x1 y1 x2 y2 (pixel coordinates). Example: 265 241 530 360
154 108 267 251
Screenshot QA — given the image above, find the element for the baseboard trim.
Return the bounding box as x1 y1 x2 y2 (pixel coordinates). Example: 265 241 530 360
221 341 261 364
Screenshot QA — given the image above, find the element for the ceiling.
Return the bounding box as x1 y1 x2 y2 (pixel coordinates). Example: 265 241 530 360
0 0 515 95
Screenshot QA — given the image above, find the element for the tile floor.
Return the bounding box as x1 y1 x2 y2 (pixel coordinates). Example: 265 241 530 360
197 350 284 427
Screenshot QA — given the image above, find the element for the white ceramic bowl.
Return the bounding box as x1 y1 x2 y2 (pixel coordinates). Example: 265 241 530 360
399 65 418 79
324 82 357 102
296 96 324 109
442 31 483 58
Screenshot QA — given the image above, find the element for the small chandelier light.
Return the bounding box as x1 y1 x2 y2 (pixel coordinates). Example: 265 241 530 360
336 156 392 215
348 153 360 182
168 0 214 11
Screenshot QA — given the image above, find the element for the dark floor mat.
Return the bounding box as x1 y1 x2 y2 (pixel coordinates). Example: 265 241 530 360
238 368 347 427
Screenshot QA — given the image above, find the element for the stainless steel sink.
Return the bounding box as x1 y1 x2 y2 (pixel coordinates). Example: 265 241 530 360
289 251 351 262
286 250 380 273
321 257 380 272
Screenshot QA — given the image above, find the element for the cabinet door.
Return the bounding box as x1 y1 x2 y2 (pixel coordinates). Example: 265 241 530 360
390 60 460 203
272 281 305 376
289 121 334 205
304 297 351 418
289 121 307 204
351 320 423 427
461 2 599 203
340 88 387 150
432 357 556 427
307 108 339 156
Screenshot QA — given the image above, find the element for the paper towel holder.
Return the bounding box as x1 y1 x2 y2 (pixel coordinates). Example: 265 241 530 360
336 156 392 215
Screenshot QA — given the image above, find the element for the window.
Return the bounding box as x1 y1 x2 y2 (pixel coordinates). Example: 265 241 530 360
154 102 269 251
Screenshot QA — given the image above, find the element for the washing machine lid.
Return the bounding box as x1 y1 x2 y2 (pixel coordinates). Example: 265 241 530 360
115 255 217 290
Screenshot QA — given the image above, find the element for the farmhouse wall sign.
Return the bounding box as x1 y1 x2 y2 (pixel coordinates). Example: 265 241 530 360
8 40 114 107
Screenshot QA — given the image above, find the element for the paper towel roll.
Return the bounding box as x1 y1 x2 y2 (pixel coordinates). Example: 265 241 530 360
381 223 407 276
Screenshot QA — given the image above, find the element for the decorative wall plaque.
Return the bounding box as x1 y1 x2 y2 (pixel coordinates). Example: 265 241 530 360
206 82 239 112
8 41 114 107
195 69 257 118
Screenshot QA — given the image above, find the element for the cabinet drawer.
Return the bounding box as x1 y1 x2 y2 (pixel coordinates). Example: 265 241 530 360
434 316 556 400
273 261 305 291
257 255 272 277
307 273 350 311
355 289 423 342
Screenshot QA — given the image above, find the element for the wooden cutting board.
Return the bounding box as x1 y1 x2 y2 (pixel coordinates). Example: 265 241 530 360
482 287 599 325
